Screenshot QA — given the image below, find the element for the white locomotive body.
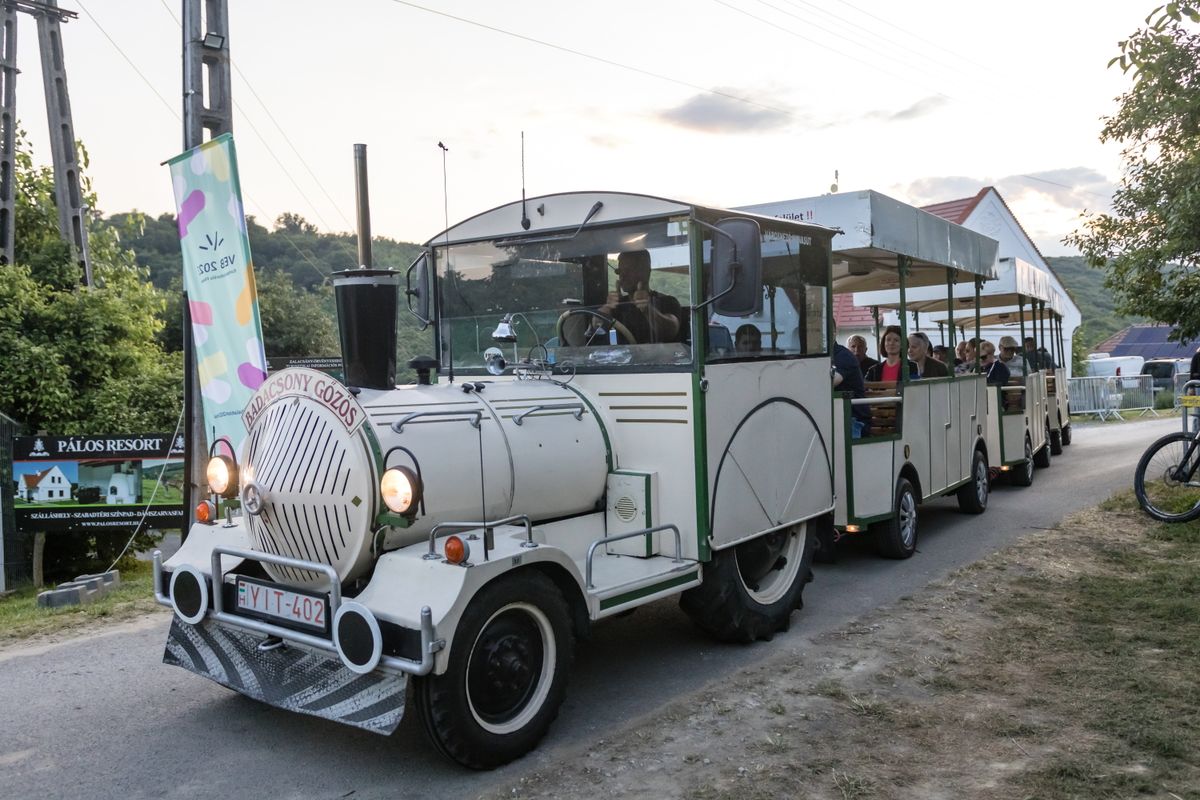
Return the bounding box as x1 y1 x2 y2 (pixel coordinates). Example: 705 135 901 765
155 191 838 768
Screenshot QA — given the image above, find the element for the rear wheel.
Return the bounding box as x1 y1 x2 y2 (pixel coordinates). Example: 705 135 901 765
1011 436 1035 487
1050 428 1063 456
956 448 989 514
681 523 814 643
874 477 918 559
414 572 573 769
1034 437 1052 469
1061 422 1072 446
1133 431 1200 522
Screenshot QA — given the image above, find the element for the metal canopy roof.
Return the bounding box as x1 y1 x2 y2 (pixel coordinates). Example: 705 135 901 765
857 257 1057 315
426 190 837 246
741 190 999 293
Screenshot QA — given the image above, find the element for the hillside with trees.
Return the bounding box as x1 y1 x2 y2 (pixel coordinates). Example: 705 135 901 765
1046 255 1143 351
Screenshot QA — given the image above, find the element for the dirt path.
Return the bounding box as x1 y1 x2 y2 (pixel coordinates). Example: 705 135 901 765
483 497 1200 800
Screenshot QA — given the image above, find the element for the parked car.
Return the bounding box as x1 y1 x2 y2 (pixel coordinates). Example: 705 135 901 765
1140 358 1189 391
1084 354 1145 385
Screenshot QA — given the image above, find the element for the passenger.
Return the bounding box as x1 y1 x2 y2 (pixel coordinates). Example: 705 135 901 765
734 324 762 353
832 338 870 437
932 344 950 363
908 331 948 378
864 325 918 382
597 250 684 343
955 338 979 375
979 340 1011 386
999 335 1025 377
954 340 968 368
1022 337 1055 370
847 334 879 374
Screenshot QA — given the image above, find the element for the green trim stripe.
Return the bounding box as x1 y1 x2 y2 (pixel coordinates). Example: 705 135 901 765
599 572 698 610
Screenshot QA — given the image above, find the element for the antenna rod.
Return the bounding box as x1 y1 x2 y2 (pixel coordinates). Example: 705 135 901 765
354 143 372 267
438 140 453 383
520 131 530 230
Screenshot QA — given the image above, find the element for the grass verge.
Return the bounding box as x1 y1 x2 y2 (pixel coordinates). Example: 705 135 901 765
0 559 163 647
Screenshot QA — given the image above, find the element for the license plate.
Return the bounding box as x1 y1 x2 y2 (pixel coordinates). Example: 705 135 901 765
236 577 328 631
1181 395 1200 407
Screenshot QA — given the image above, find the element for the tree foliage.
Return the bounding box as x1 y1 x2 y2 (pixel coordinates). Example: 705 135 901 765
1066 3 1200 339
0 133 180 435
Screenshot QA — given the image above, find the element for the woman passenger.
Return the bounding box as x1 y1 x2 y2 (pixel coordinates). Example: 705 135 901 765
979 340 1011 386
865 325 918 382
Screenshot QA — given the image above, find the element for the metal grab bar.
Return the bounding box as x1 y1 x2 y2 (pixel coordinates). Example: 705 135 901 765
513 403 585 426
391 409 483 433
211 545 343 615
1000 385 1027 392
850 396 902 407
424 514 536 559
586 524 683 589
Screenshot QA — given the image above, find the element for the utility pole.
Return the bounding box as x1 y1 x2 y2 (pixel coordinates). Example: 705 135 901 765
0 5 16 267
35 0 88 284
0 0 88 278
181 0 232 532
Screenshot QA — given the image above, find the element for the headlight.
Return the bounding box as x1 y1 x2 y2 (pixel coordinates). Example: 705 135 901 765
206 455 238 498
381 467 421 515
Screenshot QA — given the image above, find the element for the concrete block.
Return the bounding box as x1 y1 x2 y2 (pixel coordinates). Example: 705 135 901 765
36 570 120 608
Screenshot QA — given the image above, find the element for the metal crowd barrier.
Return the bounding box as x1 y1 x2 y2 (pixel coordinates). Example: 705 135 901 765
1066 375 1158 420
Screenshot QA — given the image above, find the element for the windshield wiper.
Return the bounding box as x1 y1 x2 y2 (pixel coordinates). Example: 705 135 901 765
494 201 604 247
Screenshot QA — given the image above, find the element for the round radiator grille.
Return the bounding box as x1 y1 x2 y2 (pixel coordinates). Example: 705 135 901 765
242 395 375 588
614 495 639 523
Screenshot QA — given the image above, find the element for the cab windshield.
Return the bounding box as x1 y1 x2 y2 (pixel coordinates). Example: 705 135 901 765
435 218 693 373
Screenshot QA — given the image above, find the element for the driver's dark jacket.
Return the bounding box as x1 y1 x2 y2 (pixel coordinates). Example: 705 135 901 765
609 291 688 344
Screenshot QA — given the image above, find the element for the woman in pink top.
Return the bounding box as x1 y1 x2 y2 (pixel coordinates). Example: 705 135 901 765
865 325 918 382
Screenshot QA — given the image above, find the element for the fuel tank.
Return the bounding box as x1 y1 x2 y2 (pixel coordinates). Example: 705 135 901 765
239 368 608 589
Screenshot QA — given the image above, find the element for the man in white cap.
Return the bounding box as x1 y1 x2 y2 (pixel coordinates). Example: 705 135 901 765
999 335 1025 376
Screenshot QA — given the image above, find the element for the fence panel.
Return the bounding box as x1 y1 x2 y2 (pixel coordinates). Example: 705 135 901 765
1106 375 1158 417
1067 376 1119 420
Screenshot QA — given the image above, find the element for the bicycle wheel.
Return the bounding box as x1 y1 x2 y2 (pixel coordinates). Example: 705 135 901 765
1134 431 1200 522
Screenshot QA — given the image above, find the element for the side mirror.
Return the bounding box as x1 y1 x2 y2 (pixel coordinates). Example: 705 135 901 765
406 251 432 329
710 218 762 317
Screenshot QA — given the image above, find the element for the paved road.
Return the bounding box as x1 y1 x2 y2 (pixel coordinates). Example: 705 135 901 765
0 417 1176 800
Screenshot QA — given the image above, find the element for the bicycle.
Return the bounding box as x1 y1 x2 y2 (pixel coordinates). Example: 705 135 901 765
1134 379 1200 521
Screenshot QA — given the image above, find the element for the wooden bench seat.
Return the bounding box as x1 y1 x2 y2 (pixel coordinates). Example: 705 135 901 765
863 381 900 436
1003 378 1025 413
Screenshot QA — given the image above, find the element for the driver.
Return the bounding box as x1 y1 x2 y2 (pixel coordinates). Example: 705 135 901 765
596 250 684 344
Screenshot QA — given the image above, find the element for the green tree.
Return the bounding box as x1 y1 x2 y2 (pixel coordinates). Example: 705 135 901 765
1066 4 1200 339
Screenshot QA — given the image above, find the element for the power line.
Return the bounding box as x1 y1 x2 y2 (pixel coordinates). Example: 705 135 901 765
711 0 951 100
77 0 178 120
383 0 797 118
833 0 993 73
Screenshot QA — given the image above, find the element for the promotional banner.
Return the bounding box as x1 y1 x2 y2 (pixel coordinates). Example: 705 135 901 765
12 434 185 533
167 133 267 458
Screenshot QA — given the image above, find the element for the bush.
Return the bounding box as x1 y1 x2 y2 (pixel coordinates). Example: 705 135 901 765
1156 389 1177 410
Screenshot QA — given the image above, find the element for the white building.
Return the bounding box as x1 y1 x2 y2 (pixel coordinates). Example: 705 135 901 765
20 465 70 502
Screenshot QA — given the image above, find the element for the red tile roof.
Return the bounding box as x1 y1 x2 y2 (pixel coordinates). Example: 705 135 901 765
21 469 49 488
921 188 989 225
833 293 876 329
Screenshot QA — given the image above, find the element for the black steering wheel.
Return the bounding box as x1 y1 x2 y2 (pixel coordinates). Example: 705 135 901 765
555 308 639 347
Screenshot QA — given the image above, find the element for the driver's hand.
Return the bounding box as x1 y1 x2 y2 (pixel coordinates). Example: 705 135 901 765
631 282 650 311
598 290 621 316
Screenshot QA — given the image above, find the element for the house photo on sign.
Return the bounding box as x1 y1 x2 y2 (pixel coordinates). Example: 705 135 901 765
11 435 186 533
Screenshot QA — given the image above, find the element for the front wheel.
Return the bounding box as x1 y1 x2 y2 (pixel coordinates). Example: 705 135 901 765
1061 422 1072 446
874 477 918 559
413 572 573 769
1010 436 1035 487
681 523 814 643
1134 431 1200 523
957 448 989 514
1050 427 1063 456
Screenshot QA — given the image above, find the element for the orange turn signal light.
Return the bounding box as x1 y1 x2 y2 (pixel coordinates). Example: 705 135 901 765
444 535 469 565
195 500 215 525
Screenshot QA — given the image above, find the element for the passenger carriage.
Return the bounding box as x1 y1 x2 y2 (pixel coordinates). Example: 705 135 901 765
154 191 843 768
882 256 1061 486
745 191 1000 559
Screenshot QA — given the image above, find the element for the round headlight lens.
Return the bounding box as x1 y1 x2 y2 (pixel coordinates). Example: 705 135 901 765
206 455 237 498
381 467 420 515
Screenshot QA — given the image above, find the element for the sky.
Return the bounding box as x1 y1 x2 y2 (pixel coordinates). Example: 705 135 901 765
14 0 1151 257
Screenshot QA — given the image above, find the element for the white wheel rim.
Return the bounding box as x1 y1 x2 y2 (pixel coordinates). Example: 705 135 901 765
899 490 917 548
737 524 806 605
975 458 988 505
466 601 556 735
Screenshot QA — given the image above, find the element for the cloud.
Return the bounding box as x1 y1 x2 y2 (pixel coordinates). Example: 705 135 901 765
657 89 794 134
861 95 949 123
891 167 1117 256
588 134 625 149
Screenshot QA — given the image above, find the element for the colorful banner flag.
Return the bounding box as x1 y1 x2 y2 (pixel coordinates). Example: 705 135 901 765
166 133 267 458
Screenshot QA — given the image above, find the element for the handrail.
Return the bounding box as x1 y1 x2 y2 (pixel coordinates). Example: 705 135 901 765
391 409 483 433
513 403 585 426
425 514 536 559
850 396 901 407
586 524 683 589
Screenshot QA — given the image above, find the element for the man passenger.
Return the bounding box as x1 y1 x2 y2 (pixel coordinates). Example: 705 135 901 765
847 334 879 374
979 340 1011 386
999 336 1025 377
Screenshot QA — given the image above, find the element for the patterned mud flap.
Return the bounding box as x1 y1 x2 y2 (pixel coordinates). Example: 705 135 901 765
164 617 407 735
